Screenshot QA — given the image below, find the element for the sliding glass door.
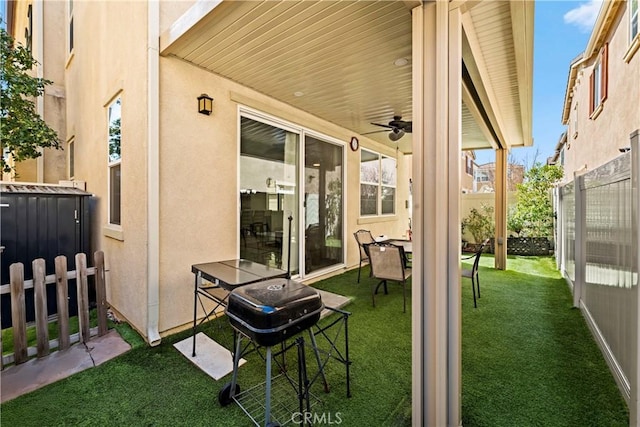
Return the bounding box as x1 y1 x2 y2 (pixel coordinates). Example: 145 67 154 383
304 135 344 275
239 112 344 277
239 116 299 275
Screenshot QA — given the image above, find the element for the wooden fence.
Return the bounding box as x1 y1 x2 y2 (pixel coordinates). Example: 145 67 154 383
0 251 107 369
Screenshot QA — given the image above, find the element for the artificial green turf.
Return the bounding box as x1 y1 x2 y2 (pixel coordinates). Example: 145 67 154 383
1 256 629 426
1 269 412 426
461 255 629 426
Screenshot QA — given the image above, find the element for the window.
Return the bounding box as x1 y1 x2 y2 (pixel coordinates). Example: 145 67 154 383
108 97 121 226
68 0 74 54
360 149 396 216
465 156 474 175
572 102 578 138
589 43 608 117
68 138 75 179
25 5 32 52
631 0 639 42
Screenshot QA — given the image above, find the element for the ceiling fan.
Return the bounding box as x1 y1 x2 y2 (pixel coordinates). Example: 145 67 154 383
363 116 413 141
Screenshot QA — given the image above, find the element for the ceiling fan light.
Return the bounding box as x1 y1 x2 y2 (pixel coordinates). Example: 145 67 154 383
389 129 405 141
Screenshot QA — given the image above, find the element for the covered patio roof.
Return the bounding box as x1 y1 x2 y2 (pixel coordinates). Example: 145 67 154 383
160 0 532 155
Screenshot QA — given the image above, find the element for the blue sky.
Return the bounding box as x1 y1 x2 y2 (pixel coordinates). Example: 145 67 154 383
475 0 602 166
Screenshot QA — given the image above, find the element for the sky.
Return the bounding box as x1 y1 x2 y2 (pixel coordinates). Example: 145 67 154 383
475 0 602 166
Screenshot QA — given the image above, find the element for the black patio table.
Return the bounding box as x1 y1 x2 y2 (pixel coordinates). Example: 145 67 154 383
190 259 287 357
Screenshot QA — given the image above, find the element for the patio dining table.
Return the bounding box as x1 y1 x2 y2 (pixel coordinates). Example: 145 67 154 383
190 259 288 357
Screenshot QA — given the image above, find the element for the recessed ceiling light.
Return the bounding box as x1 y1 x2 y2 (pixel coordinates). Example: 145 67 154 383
294 91 304 97
394 58 409 67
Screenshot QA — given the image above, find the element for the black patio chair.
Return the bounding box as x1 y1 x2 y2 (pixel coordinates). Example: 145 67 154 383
461 238 490 308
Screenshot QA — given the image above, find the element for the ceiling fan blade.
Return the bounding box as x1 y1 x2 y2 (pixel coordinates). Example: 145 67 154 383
370 122 394 129
362 129 389 135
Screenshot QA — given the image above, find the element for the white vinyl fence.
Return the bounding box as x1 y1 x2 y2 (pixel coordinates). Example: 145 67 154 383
554 130 639 426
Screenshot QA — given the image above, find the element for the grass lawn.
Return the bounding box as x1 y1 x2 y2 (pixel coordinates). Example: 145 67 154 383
0 255 630 426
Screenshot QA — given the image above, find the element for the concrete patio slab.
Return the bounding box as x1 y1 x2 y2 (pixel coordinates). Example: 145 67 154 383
173 332 246 381
1 329 131 403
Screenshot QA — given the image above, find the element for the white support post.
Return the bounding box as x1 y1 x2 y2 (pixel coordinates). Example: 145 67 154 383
630 129 639 426
411 1 461 425
573 172 586 308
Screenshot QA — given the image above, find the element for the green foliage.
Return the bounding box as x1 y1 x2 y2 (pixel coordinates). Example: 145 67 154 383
462 204 495 243
1 26 60 174
510 164 563 237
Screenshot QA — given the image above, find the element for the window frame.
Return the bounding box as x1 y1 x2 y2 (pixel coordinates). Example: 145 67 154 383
589 43 608 119
68 137 75 179
631 0 639 42
68 0 74 55
107 96 122 228
359 148 396 217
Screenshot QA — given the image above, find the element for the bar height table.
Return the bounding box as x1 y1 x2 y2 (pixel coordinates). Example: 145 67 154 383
190 259 287 357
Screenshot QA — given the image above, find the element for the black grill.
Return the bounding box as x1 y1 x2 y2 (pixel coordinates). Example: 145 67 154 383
225 278 323 347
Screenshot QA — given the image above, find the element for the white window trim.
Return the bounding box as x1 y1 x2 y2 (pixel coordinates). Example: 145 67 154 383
68 137 75 179
624 0 639 63
359 148 397 217
107 95 122 231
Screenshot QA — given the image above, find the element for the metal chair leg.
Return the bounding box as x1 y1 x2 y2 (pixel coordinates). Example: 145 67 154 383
471 277 477 308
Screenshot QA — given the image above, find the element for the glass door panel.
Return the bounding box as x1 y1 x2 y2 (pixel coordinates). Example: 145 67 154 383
304 135 343 274
239 116 299 275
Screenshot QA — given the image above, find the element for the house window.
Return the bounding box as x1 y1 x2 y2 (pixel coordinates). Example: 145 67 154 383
68 0 74 54
631 0 639 42
25 5 32 51
360 149 396 216
589 43 608 117
572 102 578 138
68 138 75 179
465 156 474 175
108 97 121 226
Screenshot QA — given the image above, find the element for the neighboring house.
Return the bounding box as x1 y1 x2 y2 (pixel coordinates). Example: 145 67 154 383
473 161 525 193
559 0 640 182
461 151 477 193
2 1 67 182
5 2 533 423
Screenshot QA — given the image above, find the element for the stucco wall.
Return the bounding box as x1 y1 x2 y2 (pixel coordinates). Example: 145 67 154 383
65 1 150 337
157 56 410 333
563 5 640 179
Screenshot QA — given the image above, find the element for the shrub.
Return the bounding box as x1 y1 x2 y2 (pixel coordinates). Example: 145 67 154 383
462 204 495 244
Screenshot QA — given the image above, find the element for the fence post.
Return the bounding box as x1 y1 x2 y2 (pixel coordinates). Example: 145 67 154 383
75 253 90 343
630 129 639 427
55 255 71 350
94 251 108 336
33 258 50 358
573 173 586 308
9 263 27 364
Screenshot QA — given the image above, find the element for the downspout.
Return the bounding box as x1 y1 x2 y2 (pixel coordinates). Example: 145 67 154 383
35 0 44 182
146 0 161 346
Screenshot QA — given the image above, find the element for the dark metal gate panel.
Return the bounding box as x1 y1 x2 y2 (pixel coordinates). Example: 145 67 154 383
1 184 92 328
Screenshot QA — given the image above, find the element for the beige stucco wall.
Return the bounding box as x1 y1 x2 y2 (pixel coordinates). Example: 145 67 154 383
563 5 640 181
157 56 410 333
65 1 150 337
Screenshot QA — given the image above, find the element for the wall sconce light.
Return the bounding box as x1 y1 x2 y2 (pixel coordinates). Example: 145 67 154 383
197 93 213 115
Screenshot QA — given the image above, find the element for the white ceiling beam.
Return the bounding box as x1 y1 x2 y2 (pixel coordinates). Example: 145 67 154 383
510 0 534 147
160 0 223 54
461 10 509 150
